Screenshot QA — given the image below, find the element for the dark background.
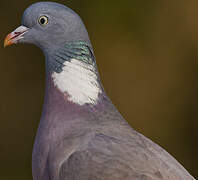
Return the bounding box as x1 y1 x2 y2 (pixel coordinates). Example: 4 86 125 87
1 0 198 179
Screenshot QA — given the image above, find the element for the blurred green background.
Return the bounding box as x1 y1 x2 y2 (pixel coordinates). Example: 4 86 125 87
0 0 198 179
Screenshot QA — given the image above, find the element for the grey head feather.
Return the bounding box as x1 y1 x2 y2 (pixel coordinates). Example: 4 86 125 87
19 1 95 75
20 2 91 53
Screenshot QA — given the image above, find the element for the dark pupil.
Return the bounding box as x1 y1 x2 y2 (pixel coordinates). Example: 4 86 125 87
40 18 46 24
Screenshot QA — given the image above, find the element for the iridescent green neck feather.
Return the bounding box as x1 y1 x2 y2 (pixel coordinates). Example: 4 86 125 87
49 41 102 105
49 41 96 73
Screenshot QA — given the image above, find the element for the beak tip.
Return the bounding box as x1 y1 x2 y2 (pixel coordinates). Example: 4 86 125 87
4 34 12 48
4 26 29 48
4 41 8 48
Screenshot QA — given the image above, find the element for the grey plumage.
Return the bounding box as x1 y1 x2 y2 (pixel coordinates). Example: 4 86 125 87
5 2 195 180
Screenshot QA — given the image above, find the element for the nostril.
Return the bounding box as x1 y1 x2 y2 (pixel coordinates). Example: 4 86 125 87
10 30 28 40
10 32 23 40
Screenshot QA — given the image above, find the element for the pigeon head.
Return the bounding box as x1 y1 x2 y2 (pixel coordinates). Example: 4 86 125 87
4 2 90 51
4 2 102 106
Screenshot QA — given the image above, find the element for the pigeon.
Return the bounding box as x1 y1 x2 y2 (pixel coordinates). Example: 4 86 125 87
4 2 195 180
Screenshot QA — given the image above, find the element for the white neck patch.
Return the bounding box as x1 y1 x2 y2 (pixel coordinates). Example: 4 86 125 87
51 59 101 105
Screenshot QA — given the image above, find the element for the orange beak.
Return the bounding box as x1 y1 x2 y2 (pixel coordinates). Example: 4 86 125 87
4 33 13 47
4 26 29 47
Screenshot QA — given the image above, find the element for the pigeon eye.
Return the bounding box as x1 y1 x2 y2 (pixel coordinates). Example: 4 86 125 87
38 16 48 26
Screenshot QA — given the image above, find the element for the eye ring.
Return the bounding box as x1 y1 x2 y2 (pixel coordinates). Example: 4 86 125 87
38 15 48 26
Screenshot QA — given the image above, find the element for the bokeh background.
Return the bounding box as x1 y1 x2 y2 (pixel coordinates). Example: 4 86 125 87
0 0 198 179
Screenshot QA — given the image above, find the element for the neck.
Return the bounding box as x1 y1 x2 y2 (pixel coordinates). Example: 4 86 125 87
36 41 122 145
45 41 103 106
